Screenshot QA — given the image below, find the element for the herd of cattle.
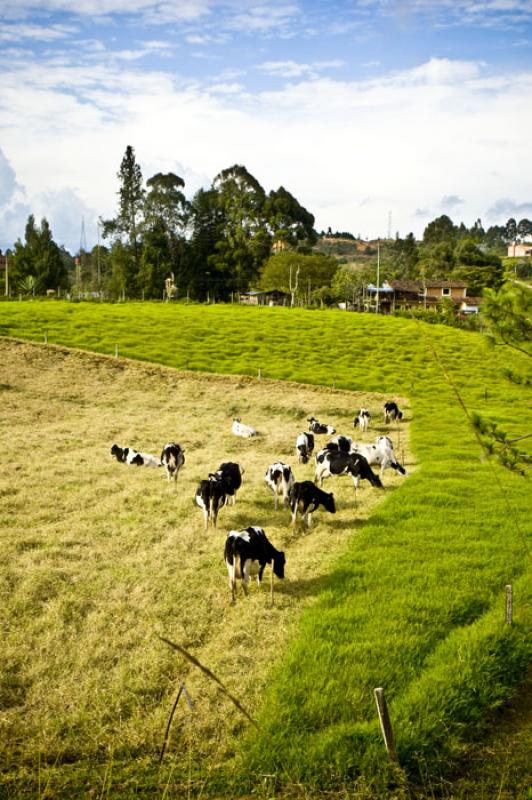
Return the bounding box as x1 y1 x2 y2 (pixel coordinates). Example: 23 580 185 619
110 401 406 602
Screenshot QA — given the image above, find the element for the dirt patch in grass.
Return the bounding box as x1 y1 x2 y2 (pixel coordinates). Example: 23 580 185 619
0 339 411 792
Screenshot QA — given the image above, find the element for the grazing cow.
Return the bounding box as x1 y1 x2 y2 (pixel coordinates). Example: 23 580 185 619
352 436 406 480
224 526 285 602
296 432 315 464
323 434 353 453
195 475 227 530
307 417 336 435
232 418 257 438
289 480 336 528
353 408 371 433
110 444 161 468
265 462 295 510
214 462 244 505
315 449 383 491
384 401 403 423
160 442 185 481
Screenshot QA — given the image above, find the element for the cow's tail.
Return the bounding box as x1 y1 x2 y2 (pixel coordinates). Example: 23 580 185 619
392 460 406 475
234 553 243 580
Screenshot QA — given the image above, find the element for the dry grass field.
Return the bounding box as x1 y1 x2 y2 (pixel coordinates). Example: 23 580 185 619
0 339 411 794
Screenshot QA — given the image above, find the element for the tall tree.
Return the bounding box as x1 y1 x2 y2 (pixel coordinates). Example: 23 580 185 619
102 145 145 296
144 172 187 237
143 172 188 296
505 217 517 243
389 233 419 279
452 239 504 294
211 165 269 290
186 188 226 300
10 215 68 294
516 218 532 242
264 186 316 250
423 214 457 246
138 219 174 299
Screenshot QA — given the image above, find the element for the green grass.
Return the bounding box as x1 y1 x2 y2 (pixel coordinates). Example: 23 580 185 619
0 300 530 798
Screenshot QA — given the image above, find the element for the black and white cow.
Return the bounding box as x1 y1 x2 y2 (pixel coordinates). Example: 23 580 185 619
352 436 406 480
160 443 185 481
296 432 315 464
195 475 227 530
265 462 295 510
307 417 336 435
224 526 286 602
323 434 353 454
110 444 161 468
214 462 244 505
353 408 371 433
232 418 257 438
315 449 383 491
289 480 336 527
384 401 403 423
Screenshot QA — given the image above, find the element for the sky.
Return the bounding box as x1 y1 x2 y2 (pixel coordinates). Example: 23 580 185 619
0 0 532 253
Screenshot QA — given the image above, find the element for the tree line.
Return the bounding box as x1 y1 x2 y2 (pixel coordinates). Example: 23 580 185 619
2 145 531 302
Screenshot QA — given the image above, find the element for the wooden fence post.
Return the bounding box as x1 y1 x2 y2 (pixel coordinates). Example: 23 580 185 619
258 367 262 381
374 687 398 762
44 329 48 345
115 344 119 358
506 584 513 625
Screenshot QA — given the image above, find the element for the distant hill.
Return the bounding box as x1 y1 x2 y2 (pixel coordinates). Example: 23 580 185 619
314 236 379 260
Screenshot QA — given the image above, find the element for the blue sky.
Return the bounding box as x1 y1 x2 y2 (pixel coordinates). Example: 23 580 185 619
1 0 532 252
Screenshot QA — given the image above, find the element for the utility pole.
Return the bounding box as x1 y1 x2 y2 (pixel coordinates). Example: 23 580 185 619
376 238 380 314
4 253 8 297
97 219 101 290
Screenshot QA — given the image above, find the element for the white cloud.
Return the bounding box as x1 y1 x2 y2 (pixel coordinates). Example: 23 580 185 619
486 198 532 219
0 147 19 206
0 0 208 16
258 59 343 79
440 195 463 211
359 0 532 22
1 54 531 249
0 22 78 42
227 3 300 32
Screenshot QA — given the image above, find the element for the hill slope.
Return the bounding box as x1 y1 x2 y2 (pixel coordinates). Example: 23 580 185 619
0 302 530 797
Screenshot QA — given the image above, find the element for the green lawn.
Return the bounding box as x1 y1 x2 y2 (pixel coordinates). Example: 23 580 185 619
0 300 530 798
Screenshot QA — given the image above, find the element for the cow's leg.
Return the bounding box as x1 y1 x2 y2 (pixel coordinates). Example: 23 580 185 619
306 512 313 528
291 505 298 527
203 509 209 531
274 491 278 511
227 566 237 603
242 561 251 596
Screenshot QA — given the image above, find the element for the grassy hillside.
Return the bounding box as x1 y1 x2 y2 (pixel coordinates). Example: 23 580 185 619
0 301 530 798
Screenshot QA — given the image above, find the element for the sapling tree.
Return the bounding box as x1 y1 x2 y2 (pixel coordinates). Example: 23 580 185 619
474 281 531 475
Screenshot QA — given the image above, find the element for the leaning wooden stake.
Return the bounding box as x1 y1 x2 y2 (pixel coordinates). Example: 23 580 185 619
159 682 194 763
374 687 398 762
506 584 513 625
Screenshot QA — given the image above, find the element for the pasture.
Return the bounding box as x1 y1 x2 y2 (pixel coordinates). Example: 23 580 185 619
0 338 407 797
0 302 530 798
